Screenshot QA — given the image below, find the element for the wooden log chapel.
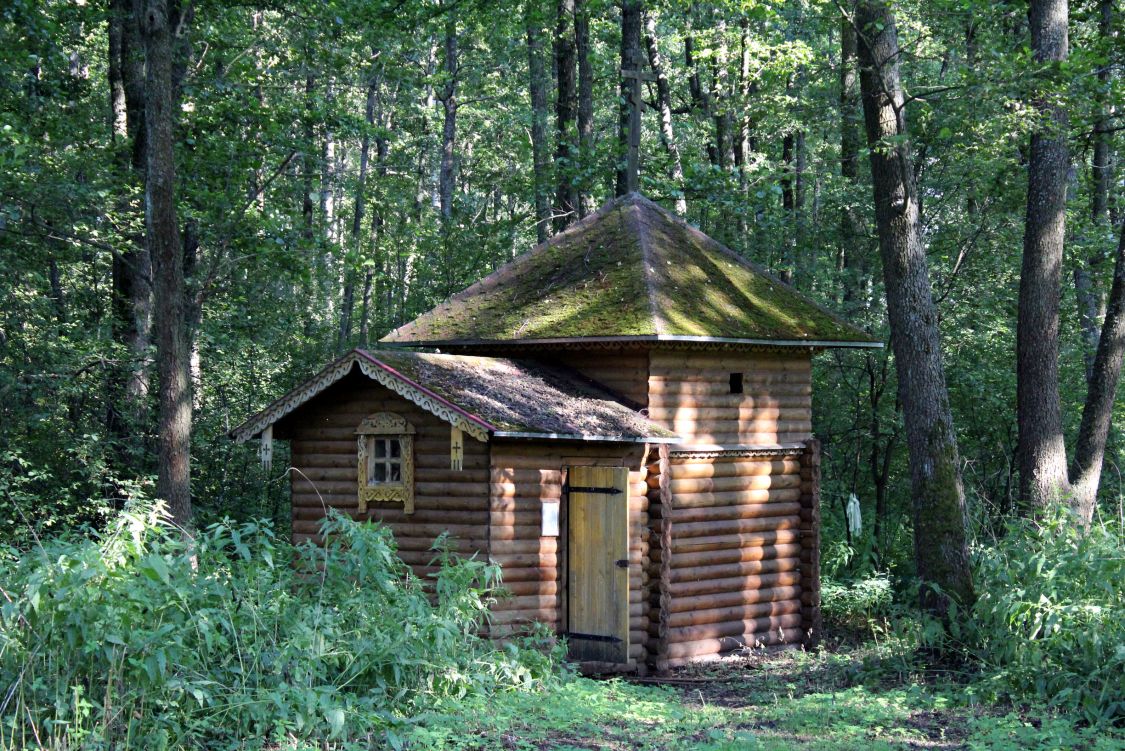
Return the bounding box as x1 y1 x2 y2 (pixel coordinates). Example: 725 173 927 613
233 193 879 672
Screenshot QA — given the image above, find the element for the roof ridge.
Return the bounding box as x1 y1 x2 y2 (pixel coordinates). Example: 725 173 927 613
642 199 872 338
630 201 668 336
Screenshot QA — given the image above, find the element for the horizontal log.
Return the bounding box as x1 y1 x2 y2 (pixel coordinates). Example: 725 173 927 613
671 492 801 514
668 459 802 479
671 501 801 524
500 580 559 596
665 613 803 644
488 608 557 626
489 552 558 568
669 473 801 494
666 598 801 629
661 627 805 661
670 541 802 569
648 386 812 406
667 584 803 614
493 594 558 611
665 570 801 598
672 515 800 540
490 538 558 555
669 556 800 583
497 566 557 583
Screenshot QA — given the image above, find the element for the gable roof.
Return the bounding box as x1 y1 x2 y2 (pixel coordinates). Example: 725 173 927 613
382 193 879 348
230 349 679 445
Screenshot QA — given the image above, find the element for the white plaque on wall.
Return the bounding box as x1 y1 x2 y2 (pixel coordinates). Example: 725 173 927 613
541 500 560 537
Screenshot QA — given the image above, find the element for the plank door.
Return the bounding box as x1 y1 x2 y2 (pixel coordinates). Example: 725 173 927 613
566 465 630 664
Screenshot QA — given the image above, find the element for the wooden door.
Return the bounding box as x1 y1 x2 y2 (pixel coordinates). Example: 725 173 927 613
566 465 630 663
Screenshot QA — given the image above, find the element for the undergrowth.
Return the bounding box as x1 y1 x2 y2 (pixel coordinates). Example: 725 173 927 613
969 506 1124 724
0 503 560 749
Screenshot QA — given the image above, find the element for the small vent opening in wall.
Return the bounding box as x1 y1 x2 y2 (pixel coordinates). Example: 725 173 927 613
729 372 744 394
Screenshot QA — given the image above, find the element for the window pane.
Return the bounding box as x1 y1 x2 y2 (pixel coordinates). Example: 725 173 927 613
373 462 387 482
389 463 401 482
374 439 387 458
389 439 401 458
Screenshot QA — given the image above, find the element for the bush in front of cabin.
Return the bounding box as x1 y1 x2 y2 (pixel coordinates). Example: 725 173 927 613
0 502 560 749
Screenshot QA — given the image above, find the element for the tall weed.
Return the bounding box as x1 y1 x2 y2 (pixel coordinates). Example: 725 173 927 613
970 507 1123 723
0 503 559 749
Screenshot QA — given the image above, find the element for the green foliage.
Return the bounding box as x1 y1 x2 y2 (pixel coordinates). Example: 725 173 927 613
821 573 894 635
969 507 1124 723
0 503 559 749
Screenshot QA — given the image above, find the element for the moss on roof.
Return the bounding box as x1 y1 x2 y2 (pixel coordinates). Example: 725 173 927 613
364 349 676 439
383 193 875 345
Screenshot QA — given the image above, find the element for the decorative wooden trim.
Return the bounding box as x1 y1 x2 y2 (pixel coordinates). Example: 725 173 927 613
230 351 492 444
356 413 415 514
669 445 805 461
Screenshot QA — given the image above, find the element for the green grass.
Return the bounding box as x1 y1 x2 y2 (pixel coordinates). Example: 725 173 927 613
405 646 1125 751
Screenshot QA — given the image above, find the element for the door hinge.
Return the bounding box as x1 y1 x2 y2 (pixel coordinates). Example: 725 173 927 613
565 631 623 644
567 485 623 495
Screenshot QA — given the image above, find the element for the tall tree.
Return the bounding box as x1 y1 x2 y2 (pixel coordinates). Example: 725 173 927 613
854 0 974 614
525 1 552 243
553 0 579 230
1016 0 1070 512
136 0 193 527
838 0 865 304
615 0 643 196
643 8 687 214
1070 221 1125 521
108 0 153 459
1074 0 1114 380
575 0 595 217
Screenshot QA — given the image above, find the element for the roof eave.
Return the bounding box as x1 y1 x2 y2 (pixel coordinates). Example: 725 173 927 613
492 430 681 444
379 334 883 349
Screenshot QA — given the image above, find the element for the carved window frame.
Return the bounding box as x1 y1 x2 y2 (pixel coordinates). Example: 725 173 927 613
356 412 415 514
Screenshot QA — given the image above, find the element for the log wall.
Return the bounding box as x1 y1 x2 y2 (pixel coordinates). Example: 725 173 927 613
535 349 650 407
647 349 813 445
489 441 651 668
286 373 492 571
653 447 812 669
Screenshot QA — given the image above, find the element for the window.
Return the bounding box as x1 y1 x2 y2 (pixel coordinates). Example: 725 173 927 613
356 413 415 514
729 372 744 394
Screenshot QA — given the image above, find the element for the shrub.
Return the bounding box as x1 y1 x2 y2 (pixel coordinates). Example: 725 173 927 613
0 502 559 749
970 507 1124 723
821 573 894 635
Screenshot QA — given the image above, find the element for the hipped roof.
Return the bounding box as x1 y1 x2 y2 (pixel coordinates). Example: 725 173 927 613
382 193 878 348
230 349 678 444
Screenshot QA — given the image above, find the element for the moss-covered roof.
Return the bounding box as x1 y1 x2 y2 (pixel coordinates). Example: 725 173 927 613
382 193 876 346
230 349 678 443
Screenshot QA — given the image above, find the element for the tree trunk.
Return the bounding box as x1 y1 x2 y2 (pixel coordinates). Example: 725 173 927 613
554 0 579 230
839 3 866 305
1074 0 1114 380
108 0 154 462
1070 220 1125 522
337 62 380 354
1017 0 1070 512
525 2 552 243
855 0 973 614
615 0 642 197
684 4 718 168
137 0 192 528
643 8 687 215
438 14 458 223
575 0 595 217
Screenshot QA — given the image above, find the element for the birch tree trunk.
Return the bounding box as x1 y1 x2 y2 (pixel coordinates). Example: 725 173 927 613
1017 0 1070 512
137 0 193 527
855 0 973 614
